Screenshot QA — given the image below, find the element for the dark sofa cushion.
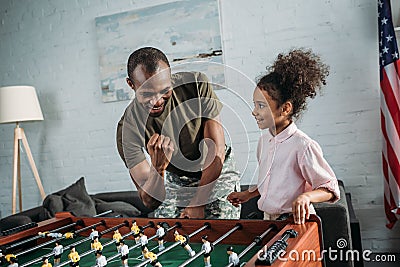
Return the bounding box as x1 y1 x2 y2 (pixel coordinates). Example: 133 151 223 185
93 198 141 217
0 215 32 231
43 177 96 217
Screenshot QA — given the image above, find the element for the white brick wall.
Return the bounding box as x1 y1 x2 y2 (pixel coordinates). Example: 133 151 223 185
0 0 398 251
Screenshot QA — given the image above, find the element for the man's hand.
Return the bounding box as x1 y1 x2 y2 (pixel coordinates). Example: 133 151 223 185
180 206 205 219
147 134 174 175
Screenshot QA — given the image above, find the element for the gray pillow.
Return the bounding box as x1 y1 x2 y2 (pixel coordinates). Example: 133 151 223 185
94 199 141 217
42 194 64 217
43 177 96 217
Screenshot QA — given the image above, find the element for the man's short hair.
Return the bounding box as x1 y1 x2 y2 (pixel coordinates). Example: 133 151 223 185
127 47 170 79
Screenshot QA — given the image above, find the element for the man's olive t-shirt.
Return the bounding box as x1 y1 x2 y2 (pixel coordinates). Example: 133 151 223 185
117 72 222 179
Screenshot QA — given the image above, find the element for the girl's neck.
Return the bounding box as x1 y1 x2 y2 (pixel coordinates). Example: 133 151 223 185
271 120 292 136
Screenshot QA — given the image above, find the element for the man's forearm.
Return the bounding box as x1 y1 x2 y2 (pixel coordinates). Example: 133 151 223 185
131 167 166 210
190 154 224 207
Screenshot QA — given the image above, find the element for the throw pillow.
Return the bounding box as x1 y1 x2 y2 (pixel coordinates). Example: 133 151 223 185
61 177 96 217
94 198 141 217
43 177 96 217
42 194 64 217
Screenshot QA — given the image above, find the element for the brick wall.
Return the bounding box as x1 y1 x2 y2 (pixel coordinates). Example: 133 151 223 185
0 0 398 252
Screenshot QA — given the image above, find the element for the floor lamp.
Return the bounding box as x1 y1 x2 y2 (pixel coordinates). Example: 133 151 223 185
0 85 46 214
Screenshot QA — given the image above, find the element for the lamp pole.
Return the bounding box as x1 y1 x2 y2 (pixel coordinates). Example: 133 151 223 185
12 122 46 214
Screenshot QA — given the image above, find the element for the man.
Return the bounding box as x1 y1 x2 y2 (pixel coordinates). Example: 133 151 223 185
52 241 63 266
227 246 239 267
117 47 240 219
118 240 129 267
95 251 107 267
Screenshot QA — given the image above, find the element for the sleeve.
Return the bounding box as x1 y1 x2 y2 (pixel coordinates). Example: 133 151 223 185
196 72 223 119
116 116 127 167
121 105 147 169
299 140 340 203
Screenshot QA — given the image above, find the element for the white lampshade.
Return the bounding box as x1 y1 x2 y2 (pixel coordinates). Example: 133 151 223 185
0 85 44 124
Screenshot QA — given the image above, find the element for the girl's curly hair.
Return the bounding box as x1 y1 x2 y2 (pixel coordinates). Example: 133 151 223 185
257 48 329 119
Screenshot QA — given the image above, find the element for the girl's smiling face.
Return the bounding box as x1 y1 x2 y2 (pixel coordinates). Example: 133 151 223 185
252 87 292 135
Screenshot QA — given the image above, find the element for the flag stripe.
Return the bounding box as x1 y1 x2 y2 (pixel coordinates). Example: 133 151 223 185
384 64 400 106
381 111 400 208
380 90 400 170
381 69 400 137
379 0 400 228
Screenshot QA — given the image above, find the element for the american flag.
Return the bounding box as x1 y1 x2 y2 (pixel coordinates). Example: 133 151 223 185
378 0 400 229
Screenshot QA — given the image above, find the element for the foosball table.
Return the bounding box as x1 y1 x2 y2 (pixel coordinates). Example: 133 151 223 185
0 212 324 266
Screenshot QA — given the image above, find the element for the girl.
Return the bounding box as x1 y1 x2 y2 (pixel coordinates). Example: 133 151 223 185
227 49 340 224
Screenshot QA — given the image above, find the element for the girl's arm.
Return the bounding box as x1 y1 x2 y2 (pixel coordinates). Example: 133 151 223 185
227 187 260 207
292 188 334 224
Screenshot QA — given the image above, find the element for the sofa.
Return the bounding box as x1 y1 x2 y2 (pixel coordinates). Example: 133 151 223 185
0 177 153 234
0 178 362 267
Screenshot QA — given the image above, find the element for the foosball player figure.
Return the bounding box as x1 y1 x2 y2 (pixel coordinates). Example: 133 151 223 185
113 229 123 246
201 235 212 267
91 236 103 252
142 247 162 267
38 231 62 239
95 250 107 267
7 258 18 267
227 246 240 267
131 220 141 244
89 227 99 240
63 232 75 239
156 223 166 251
53 241 63 266
5 254 18 267
174 230 195 257
41 256 52 267
68 246 80 267
118 239 129 267
139 230 148 252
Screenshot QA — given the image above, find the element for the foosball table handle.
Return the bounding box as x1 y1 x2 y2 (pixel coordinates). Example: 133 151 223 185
255 229 298 266
1 222 38 236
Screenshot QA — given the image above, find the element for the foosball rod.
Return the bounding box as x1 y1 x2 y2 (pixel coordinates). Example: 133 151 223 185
224 224 277 267
3 219 84 251
18 220 108 267
15 220 106 259
133 222 211 267
4 210 112 251
101 221 155 250
56 221 131 267
178 223 243 267
103 222 179 265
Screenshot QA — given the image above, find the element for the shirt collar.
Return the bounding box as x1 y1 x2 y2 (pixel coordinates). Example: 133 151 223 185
270 122 297 143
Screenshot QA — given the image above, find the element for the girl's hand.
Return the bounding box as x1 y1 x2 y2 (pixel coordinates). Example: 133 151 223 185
292 193 311 224
227 191 251 207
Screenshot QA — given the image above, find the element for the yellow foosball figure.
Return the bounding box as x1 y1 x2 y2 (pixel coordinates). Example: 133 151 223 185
91 236 103 252
174 230 195 257
41 256 52 267
113 229 123 245
131 220 141 244
142 247 162 267
64 232 75 239
68 246 80 267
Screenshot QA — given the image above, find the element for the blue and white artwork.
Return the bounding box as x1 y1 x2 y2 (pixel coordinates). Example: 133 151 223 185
95 0 224 102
